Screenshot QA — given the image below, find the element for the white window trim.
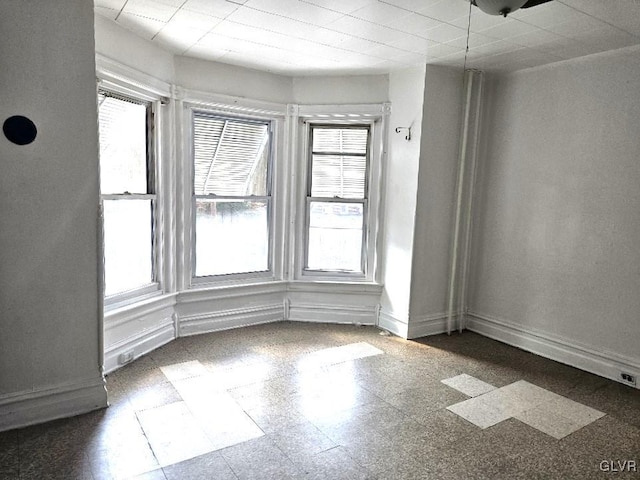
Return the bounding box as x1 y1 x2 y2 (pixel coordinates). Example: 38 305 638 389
178 90 288 290
292 103 389 284
97 58 171 311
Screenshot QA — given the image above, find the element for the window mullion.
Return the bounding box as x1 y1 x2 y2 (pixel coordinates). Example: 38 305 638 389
101 193 157 200
193 195 270 201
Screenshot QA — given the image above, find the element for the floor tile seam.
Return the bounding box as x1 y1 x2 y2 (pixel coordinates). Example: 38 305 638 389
225 437 305 478
134 409 174 474
210 450 243 480
331 441 376 475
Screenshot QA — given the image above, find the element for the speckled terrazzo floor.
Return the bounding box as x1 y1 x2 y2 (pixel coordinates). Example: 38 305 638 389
1 321 639 479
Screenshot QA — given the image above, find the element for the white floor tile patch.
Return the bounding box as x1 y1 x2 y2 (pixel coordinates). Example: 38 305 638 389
514 406 583 439
137 401 215 466
160 360 209 382
441 374 497 397
296 342 383 371
442 375 605 439
145 365 266 464
446 397 511 429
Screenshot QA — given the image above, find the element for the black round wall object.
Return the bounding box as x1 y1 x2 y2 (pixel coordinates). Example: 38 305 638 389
3 115 38 145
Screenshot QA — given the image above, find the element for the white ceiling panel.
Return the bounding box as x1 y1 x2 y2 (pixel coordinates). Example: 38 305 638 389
350 2 412 26
327 15 406 44
445 32 496 49
562 0 640 37
244 0 343 26
116 12 165 39
510 28 566 48
479 18 540 40
169 9 224 31
422 23 468 43
121 0 178 22
386 13 441 36
225 7 307 35
382 0 440 11
390 35 438 55
98 0 640 75
298 0 375 15
182 0 241 19
542 14 604 37
427 42 464 59
364 43 416 61
418 0 471 23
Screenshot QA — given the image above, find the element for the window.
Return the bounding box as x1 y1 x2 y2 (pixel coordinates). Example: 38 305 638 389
98 91 158 299
192 111 272 278
305 125 370 274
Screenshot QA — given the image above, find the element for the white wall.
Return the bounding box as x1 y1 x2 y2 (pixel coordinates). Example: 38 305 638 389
410 66 463 321
292 75 389 104
0 0 106 430
175 55 293 104
469 46 640 377
94 14 175 83
379 67 426 330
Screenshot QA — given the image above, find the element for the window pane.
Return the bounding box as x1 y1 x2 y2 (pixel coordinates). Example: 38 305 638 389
193 114 270 196
98 94 148 194
103 200 153 296
311 154 366 198
307 201 363 272
195 200 269 276
312 128 368 154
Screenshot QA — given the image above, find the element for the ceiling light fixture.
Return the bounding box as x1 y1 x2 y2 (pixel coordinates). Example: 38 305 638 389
470 0 528 17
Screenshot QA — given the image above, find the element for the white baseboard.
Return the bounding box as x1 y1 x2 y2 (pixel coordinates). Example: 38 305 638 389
288 304 377 325
179 304 283 337
0 376 107 432
104 320 175 374
467 312 640 389
378 311 455 339
407 313 452 339
378 311 409 338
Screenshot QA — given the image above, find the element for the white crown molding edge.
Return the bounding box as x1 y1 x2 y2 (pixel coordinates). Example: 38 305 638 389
96 53 171 100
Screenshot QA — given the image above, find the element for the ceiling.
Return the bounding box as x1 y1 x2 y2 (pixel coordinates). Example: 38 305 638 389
95 0 640 75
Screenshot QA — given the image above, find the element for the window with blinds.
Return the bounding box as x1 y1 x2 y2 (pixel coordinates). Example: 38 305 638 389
306 125 370 273
192 112 272 277
98 91 157 298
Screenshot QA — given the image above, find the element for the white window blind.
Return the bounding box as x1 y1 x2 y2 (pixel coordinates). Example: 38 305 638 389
193 114 270 196
98 92 150 195
311 127 368 199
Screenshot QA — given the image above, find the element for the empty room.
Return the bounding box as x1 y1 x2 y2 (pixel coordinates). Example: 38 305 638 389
1 0 639 478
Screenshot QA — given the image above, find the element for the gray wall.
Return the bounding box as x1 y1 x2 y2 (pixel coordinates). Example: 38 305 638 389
379 66 426 322
470 46 640 361
292 75 389 104
0 0 104 408
174 55 293 104
410 65 463 319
